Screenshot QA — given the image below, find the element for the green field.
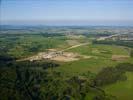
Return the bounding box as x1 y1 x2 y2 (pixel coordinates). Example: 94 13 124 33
104 72 133 100
55 44 132 76
68 44 129 57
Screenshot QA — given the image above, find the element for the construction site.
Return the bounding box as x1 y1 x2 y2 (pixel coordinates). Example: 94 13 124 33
22 43 91 62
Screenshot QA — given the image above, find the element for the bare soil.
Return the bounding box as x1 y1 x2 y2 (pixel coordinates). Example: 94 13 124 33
112 55 130 61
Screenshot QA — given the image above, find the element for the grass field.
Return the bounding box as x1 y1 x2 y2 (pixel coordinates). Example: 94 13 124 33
55 44 132 76
67 44 129 57
104 72 133 100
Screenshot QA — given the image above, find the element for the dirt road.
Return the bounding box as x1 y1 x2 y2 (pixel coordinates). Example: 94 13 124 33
61 42 89 52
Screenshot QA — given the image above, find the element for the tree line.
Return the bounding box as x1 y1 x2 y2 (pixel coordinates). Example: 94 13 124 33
93 63 133 86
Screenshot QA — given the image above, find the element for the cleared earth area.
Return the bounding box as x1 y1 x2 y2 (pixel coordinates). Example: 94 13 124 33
18 43 91 62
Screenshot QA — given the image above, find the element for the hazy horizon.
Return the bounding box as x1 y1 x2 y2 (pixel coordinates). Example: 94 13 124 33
1 0 133 26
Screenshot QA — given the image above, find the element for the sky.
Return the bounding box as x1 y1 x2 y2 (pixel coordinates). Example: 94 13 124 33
0 0 133 26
